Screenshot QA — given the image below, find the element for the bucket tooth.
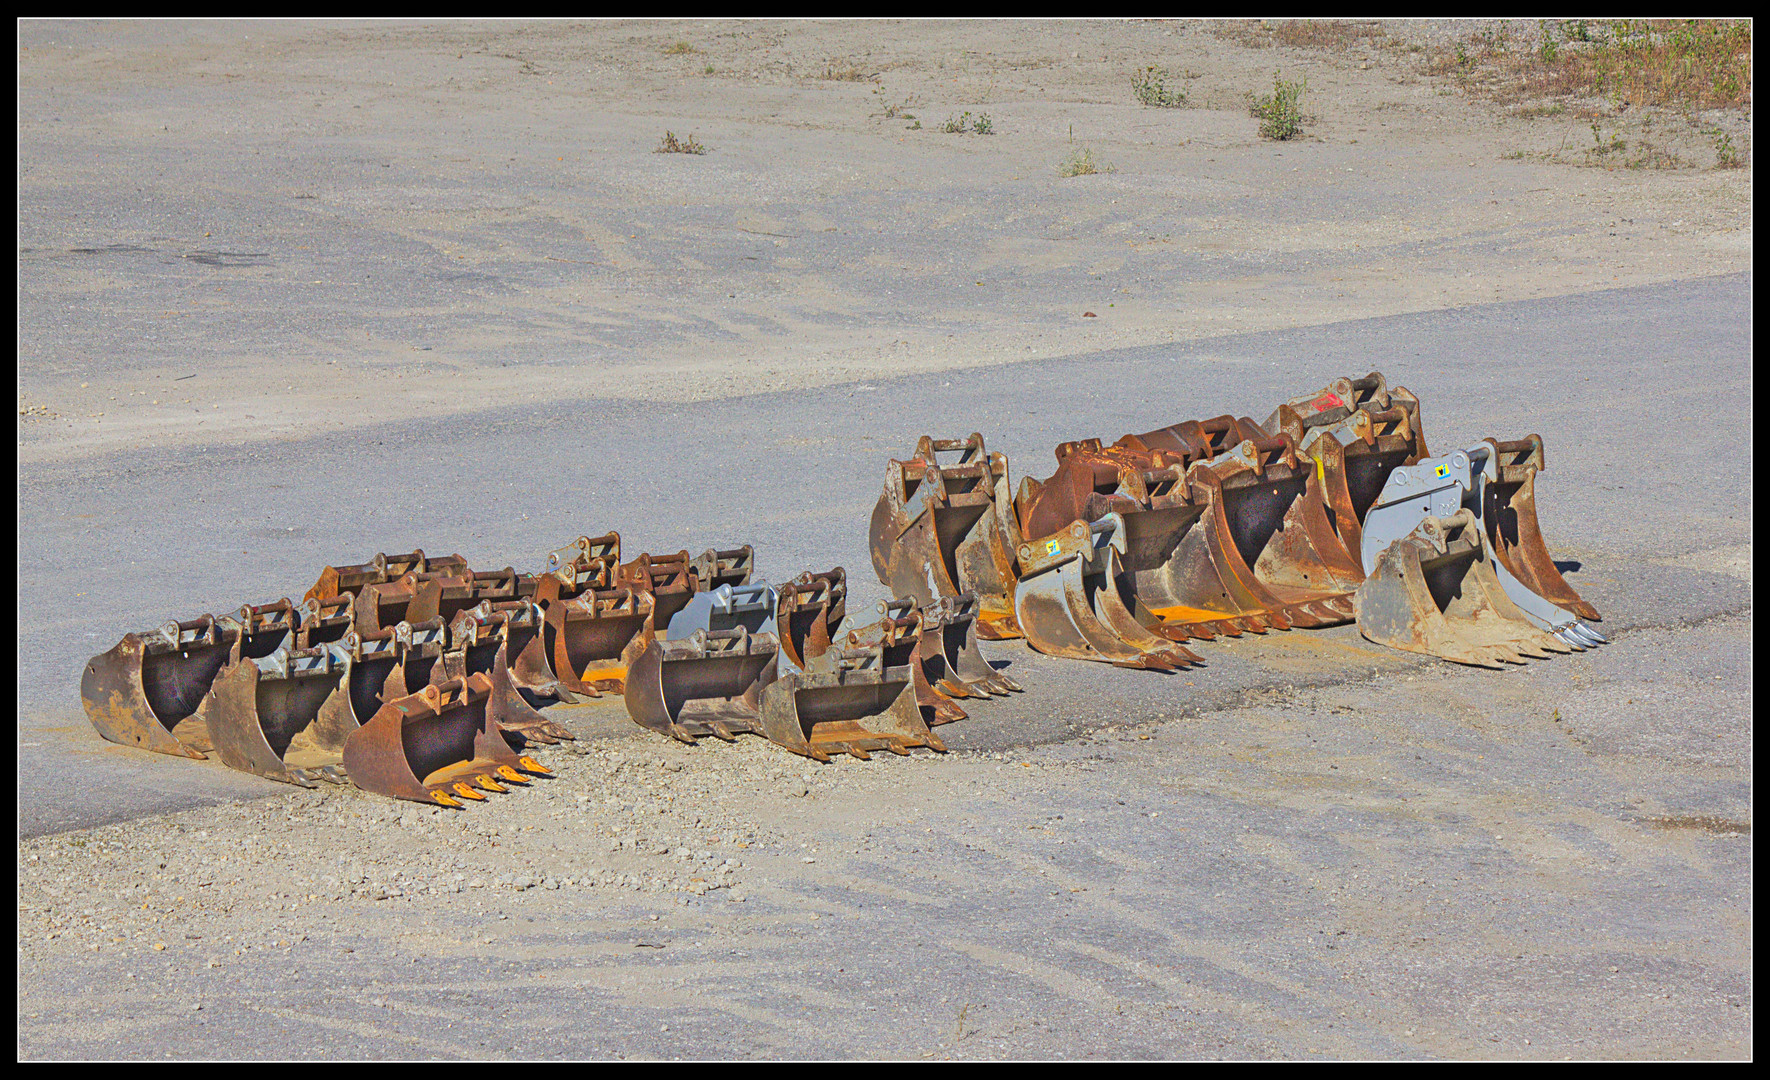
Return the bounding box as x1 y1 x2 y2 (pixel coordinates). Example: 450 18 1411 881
1356 510 1572 667
622 628 774 744
870 434 1023 640
756 643 941 761
341 674 539 807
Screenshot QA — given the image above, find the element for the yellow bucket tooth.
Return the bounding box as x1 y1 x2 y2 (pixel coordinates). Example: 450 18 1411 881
518 756 551 775
433 791 462 809
451 781 487 801
495 764 527 784
476 775 507 793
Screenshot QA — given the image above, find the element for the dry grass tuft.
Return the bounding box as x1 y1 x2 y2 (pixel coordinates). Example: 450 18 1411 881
655 131 708 155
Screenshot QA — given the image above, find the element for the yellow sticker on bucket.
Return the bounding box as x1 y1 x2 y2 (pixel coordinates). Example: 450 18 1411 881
1435 464 1451 478
1045 540 1061 556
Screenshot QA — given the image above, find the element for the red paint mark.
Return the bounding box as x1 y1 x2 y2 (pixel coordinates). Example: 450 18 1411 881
1311 392 1345 413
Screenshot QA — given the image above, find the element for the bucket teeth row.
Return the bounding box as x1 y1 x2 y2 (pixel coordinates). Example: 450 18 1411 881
340 673 550 808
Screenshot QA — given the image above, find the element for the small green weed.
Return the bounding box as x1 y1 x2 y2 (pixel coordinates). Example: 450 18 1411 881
1131 65 1186 107
662 41 698 55
1057 147 1115 177
703 64 715 75
940 111 994 135
1708 128 1744 168
655 131 708 155
1250 71 1307 140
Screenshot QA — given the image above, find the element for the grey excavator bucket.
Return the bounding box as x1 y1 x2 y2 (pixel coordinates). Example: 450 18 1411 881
81 599 301 759
1013 515 1203 670
341 673 552 808
1362 446 1603 649
1355 509 1574 667
870 434 1023 640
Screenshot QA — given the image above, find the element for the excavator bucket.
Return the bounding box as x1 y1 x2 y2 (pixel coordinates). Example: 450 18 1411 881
1013 516 1202 669
530 533 622 604
81 600 300 759
1169 435 1362 629
1262 391 1428 567
543 586 655 697
617 550 700 632
870 434 1023 640
623 627 776 745
1362 447 1603 649
1355 510 1574 667
922 592 1021 696
774 569 846 675
691 546 756 590
441 601 576 745
303 550 467 605
1017 432 1359 642
664 582 779 639
757 643 946 761
203 638 354 787
1474 436 1601 623
844 598 969 725
341 673 551 808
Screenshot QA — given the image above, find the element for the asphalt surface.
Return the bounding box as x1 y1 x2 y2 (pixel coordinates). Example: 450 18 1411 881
17 273 1752 837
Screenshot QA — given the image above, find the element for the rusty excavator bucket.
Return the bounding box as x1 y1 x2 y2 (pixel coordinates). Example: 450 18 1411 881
341 673 551 808
691 546 756 590
1261 382 1428 566
1015 427 1361 645
623 627 778 745
545 545 760 697
757 640 945 761
528 533 622 605
543 586 655 697
924 592 1022 696
1473 436 1602 625
1361 445 1603 650
440 601 576 745
82 599 302 759
201 595 360 786
304 549 467 605
1355 509 1575 667
870 433 1023 640
844 598 970 725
